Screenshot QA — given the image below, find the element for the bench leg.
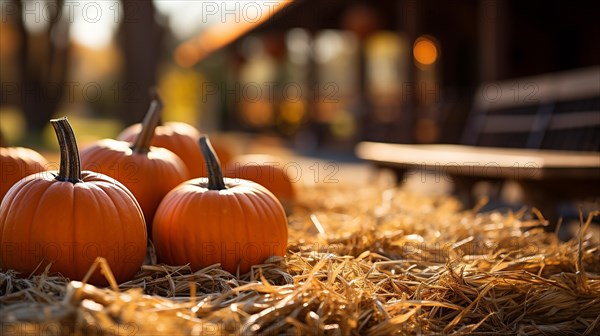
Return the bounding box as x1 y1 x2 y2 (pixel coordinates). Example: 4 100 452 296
391 167 409 185
519 179 600 237
451 175 481 210
520 183 560 229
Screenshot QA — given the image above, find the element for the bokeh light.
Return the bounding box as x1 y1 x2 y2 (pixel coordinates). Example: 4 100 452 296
413 36 438 66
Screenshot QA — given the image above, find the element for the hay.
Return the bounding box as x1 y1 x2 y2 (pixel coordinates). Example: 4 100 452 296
1 180 599 335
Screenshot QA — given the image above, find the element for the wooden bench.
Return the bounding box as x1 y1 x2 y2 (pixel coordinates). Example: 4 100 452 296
356 66 600 224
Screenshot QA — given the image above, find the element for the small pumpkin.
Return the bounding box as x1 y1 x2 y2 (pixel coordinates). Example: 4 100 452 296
117 110 231 177
152 136 288 274
224 154 296 210
1 146 48 202
80 93 189 228
0 117 147 285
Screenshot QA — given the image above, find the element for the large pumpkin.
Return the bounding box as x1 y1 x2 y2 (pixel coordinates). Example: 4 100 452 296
80 94 189 228
1 146 48 201
117 115 231 177
224 154 296 211
0 117 147 285
152 137 288 274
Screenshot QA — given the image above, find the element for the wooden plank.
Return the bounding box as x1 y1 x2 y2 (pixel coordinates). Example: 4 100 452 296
473 66 600 110
355 142 600 180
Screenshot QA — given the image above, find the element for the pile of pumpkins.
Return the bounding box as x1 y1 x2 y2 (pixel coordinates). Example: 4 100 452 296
0 92 295 285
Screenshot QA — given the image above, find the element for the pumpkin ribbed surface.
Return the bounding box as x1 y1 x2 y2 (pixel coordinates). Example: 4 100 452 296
1 147 48 201
152 137 288 274
80 139 188 227
0 171 147 284
0 118 147 285
118 122 232 177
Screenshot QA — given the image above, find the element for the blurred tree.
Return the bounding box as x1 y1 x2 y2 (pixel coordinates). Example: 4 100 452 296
3 0 164 140
9 0 70 143
117 1 164 127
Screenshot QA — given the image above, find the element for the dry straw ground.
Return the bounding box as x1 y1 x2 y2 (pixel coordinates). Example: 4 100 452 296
1 181 599 335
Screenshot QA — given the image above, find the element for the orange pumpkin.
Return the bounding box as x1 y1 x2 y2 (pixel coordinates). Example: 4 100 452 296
152 137 288 274
80 93 189 228
224 154 296 210
0 117 147 285
118 119 231 177
1 146 48 202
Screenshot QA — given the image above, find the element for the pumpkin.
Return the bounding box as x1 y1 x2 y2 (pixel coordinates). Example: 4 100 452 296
80 93 189 228
224 154 296 210
1 146 48 202
118 115 231 177
152 136 288 274
0 117 147 286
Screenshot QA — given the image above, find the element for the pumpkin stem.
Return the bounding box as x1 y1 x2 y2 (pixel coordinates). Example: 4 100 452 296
149 87 164 126
199 136 226 190
50 117 82 183
132 89 163 154
148 86 163 126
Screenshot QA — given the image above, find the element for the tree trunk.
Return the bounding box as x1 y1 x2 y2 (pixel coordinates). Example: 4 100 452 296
118 1 163 126
12 0 70 144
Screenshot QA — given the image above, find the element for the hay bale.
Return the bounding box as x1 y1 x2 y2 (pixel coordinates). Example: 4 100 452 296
1 182 599 335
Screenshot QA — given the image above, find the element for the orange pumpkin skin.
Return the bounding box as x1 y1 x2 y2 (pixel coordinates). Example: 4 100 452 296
0 170 147 285
0 118 147 286
118 122 232 177
153 178 288 274
1 147 48 201
152 138 288 274
224 154 296 207
80 139 189 228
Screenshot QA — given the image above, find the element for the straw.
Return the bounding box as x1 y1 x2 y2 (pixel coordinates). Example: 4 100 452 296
1 179 599 335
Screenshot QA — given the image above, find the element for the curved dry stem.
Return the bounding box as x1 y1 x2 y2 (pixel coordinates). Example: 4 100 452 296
50 117 82 183
199 136 226 190
132 89 164 154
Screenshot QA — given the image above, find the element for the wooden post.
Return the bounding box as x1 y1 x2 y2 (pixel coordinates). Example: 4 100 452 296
398 0 419 144
478 0 508 82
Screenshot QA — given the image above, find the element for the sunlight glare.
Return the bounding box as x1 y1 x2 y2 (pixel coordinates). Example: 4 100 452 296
70 1 121 49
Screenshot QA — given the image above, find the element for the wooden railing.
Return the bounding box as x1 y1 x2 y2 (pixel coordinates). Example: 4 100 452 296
356 66 600 225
